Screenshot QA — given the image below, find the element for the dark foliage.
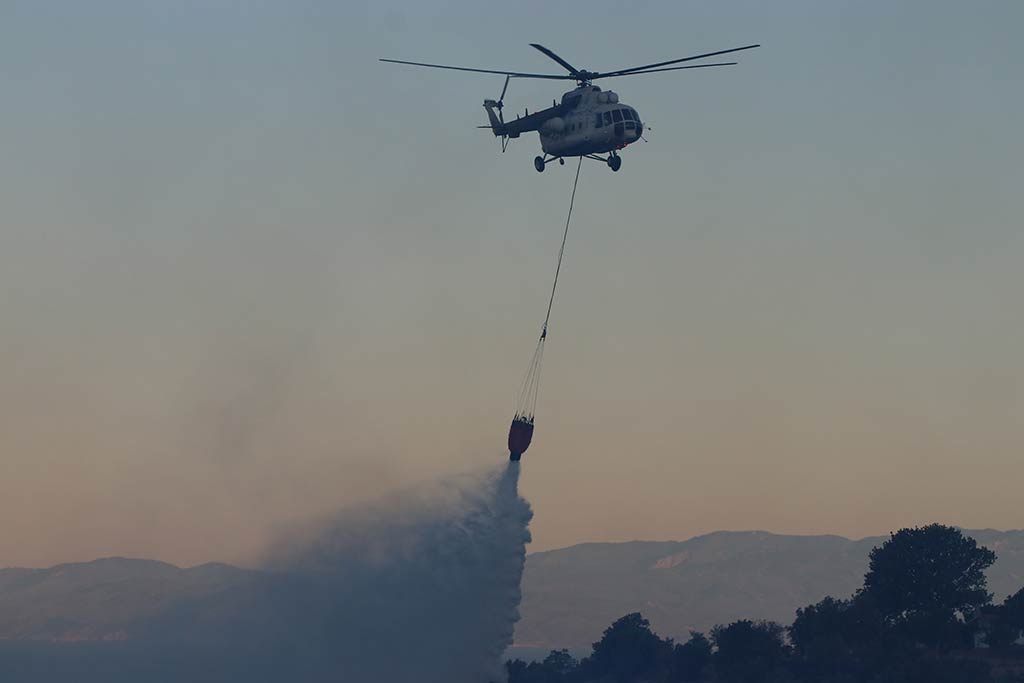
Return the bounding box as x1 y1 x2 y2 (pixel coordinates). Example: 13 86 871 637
860 524 995 649
670 631 712 681
581 612 672 682
790 596 870 680
507 525 1021 683
987 588 1024 649
710 619 790 683
506 649 579 682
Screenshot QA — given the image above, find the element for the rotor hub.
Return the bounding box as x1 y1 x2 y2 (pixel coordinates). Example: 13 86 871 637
575 70 596 85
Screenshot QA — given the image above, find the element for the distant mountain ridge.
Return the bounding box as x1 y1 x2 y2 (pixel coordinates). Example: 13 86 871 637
0 557 255 641
2 529 1022 650
515 528 1024 649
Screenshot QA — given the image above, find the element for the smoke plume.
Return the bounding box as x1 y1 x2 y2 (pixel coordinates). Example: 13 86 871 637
266 461 534 682
0 462 533 683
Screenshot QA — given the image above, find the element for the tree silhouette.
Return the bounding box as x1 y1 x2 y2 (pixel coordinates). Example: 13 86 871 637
789 595 900 681
585 612 670 683
503 525 1020 683
669 631 712 682
790 596 857 678
540 649 578 676
986 588 1024 650
1002 588 1024 642
505 649 578 683
859 524 995 649
711 619 789 683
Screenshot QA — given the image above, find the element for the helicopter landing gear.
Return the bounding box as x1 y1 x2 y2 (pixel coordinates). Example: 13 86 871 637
534 154 564 172
583 152 623 172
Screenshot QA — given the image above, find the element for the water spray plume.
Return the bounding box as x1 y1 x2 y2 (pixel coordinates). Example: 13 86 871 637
265 462 533 682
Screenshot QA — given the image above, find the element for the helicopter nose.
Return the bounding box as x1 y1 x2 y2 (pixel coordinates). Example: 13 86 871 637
627 120 642 141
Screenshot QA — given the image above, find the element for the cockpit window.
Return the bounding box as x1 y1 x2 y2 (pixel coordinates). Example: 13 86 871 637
612 109 623 123
603 111 612 125
594 113 603 128
623 109 634 121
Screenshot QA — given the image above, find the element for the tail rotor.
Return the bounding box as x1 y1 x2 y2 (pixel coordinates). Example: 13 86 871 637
482 75 512 152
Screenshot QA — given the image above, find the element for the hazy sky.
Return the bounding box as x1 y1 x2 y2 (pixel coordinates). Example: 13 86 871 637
2 1 1022 568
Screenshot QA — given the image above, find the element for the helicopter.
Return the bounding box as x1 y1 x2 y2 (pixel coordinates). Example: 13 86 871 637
381 42 759 173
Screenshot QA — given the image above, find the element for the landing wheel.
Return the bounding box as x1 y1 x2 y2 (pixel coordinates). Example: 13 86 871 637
558 158 565 166
534 156 545 173
607 155 622 172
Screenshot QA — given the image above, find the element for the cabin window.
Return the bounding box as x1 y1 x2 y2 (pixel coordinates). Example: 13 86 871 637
612 109 623 122
603 111 612 125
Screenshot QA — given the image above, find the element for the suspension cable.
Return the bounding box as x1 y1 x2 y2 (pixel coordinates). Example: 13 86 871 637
542 156 584 335
514 157 584 420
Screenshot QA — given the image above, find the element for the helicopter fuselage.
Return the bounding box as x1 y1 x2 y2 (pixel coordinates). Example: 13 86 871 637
539 85 643 156
485 84 642 160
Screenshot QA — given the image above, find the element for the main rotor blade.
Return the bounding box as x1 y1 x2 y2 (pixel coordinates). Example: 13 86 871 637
594 62 738 78
379 58 572 80
529 43 581 78
594 44 760 78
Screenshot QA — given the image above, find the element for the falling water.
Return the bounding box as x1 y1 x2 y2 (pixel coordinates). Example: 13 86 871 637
264 462 534 682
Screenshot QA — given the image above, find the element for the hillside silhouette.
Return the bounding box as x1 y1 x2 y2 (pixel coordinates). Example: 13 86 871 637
3 528 1023 652
517 528 1024 649
508 525 1024 683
